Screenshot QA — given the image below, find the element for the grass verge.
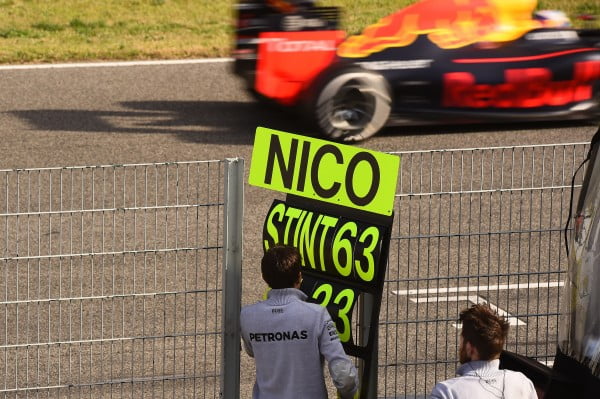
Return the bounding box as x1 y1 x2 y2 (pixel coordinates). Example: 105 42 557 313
0 0 598 64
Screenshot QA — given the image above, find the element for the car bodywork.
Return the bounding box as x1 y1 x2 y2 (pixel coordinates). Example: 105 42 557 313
233 0 600 142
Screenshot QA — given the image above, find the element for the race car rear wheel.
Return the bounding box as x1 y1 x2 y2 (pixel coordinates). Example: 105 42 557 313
313 69 391 142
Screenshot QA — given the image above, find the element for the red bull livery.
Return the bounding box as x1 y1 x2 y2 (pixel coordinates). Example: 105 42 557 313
233 0 600 142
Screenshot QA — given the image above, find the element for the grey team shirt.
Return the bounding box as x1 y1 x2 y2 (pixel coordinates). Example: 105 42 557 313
240 288 358 399
430 359 537 399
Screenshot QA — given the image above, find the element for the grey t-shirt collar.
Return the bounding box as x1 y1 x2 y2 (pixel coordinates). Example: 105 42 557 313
457 359 501 377
266 288 307 304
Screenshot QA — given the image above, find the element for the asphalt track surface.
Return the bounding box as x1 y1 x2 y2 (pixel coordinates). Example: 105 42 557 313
0 59 598 398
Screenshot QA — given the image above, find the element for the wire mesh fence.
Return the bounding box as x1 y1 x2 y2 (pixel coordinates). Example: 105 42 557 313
379 142 590 398
0 143 592 399
0 161 226 398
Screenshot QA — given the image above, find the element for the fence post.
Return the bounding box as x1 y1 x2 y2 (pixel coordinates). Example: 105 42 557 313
221 158 245 399
360 294 378 399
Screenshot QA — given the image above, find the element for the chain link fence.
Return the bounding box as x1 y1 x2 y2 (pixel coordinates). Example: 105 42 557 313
0 160 236 398
0 142 592 399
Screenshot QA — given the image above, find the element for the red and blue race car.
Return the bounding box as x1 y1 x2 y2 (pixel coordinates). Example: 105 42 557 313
233 0 600 142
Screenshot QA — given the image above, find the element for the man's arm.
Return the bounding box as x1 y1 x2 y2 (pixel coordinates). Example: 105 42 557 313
526 377 538 399
317 310 358 399
241 336 254 357
239 309 254 357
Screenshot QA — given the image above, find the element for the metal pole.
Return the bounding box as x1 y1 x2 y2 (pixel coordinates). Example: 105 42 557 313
221 158 244 399
360 293 378 399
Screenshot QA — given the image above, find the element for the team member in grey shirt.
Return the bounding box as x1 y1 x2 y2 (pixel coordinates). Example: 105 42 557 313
240 245 359 399
431 304 537 399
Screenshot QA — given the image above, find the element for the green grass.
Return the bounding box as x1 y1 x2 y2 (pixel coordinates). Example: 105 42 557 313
0 0 598 64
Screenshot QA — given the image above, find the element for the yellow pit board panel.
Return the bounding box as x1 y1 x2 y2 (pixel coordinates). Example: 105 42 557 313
249 127 400 216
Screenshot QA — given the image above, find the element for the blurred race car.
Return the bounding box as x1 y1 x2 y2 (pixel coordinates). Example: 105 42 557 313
232 0 600 142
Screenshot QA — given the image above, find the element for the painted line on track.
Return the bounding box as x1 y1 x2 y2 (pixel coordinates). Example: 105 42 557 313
392 281 564 296
392 281 564 328
0 58 233 70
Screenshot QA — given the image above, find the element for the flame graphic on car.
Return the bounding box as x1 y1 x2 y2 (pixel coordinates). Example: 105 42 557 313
337 0 542 58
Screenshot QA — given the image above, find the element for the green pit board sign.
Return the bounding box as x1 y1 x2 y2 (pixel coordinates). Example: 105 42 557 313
249 127 400 398
249 127 399 216
262 199 390 350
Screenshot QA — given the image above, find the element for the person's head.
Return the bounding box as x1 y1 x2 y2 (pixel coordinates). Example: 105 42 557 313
458 304 510 363
261 245 302 289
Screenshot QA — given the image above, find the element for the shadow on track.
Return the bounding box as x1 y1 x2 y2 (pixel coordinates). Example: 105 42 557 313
11 100 596 147
11 100 317 146
380 119 598 138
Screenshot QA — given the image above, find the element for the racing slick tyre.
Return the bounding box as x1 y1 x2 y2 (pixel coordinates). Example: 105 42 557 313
312 68 391 142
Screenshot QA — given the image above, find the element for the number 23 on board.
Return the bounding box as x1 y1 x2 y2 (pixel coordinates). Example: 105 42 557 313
311 283 357 343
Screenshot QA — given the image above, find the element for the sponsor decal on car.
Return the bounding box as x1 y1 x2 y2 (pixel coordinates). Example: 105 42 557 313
282 15 329 31
443 60 600 108
358 59 433 70
525 30 579 41
266 38 337 52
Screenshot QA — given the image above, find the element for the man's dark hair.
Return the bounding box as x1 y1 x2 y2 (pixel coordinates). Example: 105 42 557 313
261 245 302 289
460 304 510 360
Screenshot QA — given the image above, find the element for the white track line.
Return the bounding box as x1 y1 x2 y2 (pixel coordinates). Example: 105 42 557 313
394 281 564 328
0 58 233 70
392 281 563 296
410 295 525 326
